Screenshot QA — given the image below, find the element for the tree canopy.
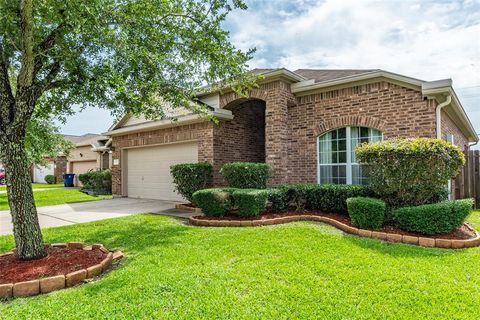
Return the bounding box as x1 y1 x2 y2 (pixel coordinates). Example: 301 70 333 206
0 0 255 260
0 0 255 126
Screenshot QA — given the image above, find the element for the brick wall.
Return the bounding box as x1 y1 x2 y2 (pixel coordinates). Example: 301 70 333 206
54 156 68 183
212 99 265 184
441 110 469 151
111 122 214 196
287 81 437 183
219 80 296 185
441 110 470 199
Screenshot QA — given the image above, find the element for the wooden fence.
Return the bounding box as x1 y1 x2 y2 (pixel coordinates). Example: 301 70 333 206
455 150 480 208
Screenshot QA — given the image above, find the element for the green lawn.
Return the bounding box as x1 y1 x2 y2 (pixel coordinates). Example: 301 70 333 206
0 211 479 319
0 189 111 210
0 183 64 191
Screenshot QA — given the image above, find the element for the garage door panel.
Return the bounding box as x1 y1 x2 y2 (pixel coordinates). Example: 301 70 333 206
33 164 54 183
127 142 198 201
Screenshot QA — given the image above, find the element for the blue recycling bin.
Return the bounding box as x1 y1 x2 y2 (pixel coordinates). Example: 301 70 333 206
63 174 75 187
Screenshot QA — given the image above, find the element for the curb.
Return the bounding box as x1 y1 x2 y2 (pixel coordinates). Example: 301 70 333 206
0 243 124 299
189 215 480 249
175 203 203 214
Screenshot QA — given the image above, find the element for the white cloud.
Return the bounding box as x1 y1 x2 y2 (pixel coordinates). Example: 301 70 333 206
60 0 480 137
225 0 480 140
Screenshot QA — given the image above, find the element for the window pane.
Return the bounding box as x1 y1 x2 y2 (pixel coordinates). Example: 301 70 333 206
319 127 382 186
360 127 369 137
320 165 347 184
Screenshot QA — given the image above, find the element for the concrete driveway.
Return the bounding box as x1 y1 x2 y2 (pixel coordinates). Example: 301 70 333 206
0 198 192 235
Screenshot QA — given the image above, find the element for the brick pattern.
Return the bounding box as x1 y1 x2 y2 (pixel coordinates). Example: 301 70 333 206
212 100 265 184
54 156 67 183
287 81 438 183
441 110 469 151
440 110 469 199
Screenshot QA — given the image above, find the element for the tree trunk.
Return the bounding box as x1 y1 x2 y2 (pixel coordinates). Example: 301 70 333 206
3 139 46 260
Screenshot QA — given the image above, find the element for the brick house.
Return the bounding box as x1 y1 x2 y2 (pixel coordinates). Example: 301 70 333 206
31 134 112 185
105 69 478 201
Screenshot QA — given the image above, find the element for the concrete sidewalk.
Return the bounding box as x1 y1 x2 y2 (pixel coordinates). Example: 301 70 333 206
0 197 192 235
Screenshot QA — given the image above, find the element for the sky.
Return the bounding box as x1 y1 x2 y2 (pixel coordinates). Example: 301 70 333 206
59 0 480 145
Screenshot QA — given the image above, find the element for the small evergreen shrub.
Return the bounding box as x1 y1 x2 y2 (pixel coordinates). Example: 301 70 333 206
44 174 56 184
192 188 235 217
170 162 212 204
278 184 373 213
220 162 270 189
78 169 112 194
347 197 386 229
279 184 317 212
233 189 269 218
267 188 288 212
307 184 374 214
356 138 464 207
392 199 473 235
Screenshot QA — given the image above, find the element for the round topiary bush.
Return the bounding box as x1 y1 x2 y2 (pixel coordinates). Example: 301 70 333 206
170 162 212 204
347 197 386 229
44 174 56 184
192 188 235 217
356 138 464 207
220 162 270 189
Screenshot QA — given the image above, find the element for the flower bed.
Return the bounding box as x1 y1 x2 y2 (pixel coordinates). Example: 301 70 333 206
0 243 124 299
189 212 480 249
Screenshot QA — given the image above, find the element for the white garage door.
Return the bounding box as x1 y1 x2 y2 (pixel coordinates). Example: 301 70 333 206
127 142 198 201
33 163 54 183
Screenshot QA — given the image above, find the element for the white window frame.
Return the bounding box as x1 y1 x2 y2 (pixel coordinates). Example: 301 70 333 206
317 126 383 185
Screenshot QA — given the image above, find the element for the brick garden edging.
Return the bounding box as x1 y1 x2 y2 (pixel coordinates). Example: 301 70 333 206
189 215 480 249
0 243 124 299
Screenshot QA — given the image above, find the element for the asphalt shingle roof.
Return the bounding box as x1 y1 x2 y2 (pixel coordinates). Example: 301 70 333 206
293 69 379 83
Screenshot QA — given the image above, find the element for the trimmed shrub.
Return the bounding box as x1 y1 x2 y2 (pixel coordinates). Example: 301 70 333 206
307 184 374 214
278 184 317 212
170 162 212 204
220 162 270 189
347 197 386 229
78 169 112 194
392 199 474 235
192 188 236 217
277 184 373 213
233 189 269 218
356 138 465 207
267 188 288 212
44 174 56 184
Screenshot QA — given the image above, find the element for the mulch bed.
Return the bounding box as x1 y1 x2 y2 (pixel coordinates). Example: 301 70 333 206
0 246 106 285
193 210 476 241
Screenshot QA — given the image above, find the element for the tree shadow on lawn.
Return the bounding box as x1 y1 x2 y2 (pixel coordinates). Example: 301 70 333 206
0 214 192 255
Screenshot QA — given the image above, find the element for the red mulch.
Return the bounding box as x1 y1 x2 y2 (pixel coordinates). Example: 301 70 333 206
0 246 106 284
194 210 476 241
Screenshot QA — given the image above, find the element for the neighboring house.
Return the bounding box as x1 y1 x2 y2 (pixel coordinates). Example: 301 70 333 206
104 68 478 202
61 134 112 186
30 134 112 185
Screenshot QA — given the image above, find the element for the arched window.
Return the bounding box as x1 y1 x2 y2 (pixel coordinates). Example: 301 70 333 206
317 127 383 185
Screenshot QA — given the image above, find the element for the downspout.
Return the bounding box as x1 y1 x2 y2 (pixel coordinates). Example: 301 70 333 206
436 95 452 139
